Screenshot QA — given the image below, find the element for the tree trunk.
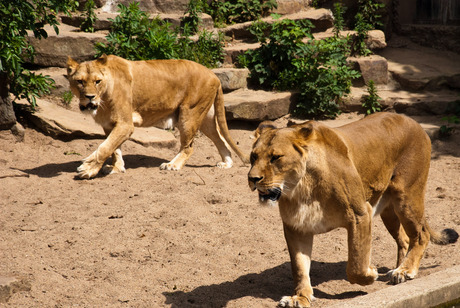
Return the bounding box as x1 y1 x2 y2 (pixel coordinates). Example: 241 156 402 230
0 72 16 130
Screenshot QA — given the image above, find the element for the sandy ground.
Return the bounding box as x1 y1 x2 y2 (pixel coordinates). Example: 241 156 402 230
0 113 459 307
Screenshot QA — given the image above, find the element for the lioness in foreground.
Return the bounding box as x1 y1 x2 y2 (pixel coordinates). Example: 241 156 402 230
67 54 247 179
248 112 458 307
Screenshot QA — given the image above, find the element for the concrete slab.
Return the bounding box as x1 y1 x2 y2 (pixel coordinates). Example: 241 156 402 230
328 265 460 308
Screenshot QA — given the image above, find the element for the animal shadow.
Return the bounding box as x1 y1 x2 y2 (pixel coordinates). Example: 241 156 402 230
163 261 369 308
18 154 168 179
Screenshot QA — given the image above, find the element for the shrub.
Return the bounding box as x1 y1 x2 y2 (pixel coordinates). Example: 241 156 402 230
362 80 382 114
95 2 224 68
206 0 277 25
80 0 97 33
239 18 360 118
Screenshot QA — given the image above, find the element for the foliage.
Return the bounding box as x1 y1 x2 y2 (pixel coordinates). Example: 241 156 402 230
62 90 73 106
0 0 77 108
362 80 382 114
333 2 346 37
80 0 97 33
183 0 205 35
357 0 385 30
239 17 314 88
95 2 224 68
439 101 460 138
352 13 372 56
239 18 360 118
352 0 385 56
206 0 277 25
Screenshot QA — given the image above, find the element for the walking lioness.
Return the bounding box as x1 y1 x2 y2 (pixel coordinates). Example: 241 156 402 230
67 54 248 179
248 112 458 307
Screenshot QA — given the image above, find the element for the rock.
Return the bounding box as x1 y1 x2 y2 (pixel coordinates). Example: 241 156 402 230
27 24 107 68
0 97 16 130
222 8 334 41
224 89 293 121
35 67 70 96
10 122 26 142
0 276 30 303
98 0 190 14
275 0 310 15
16 98 177 148
378 42 460 91
366 30 387 50
223 42 260 66
212 68 249 92
348 55 388 85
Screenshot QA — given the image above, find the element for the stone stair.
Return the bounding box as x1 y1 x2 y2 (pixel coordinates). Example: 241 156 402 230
22 7 460 146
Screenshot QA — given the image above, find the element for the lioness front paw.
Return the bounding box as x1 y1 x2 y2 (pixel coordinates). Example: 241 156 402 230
160 162 181 171
216 161 233 169
387 268 416 284
101 164 126 175
77 152 102 179
278 295 312 308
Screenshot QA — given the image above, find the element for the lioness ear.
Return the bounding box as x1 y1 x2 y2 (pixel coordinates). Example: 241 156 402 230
66 56 79 75
295 122 314 140
254 121 277 139
96 54 108 65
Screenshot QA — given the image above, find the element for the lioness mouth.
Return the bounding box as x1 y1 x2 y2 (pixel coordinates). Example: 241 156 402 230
259 187 282 202
80 102 98 111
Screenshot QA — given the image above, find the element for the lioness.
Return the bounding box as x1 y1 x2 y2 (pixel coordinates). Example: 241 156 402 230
67 54 248 179
248 112 458 307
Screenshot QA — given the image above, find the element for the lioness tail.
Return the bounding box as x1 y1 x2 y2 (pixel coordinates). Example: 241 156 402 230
428 226 459 245
214 85 250 165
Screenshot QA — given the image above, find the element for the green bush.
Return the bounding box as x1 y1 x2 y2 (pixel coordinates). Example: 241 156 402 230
239 18 360 118
80 0 97 33
362 80 382 114
95 2 224 68
0 0 77 108
206 0 277 25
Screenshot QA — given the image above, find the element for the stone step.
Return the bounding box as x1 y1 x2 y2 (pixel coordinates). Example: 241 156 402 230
221 8 334 41
224 89 293 121
223 29 387 66
342 87 460 116
60 11 214 31
377 42 460 91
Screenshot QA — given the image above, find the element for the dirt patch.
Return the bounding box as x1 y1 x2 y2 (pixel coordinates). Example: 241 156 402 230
0 113 459 307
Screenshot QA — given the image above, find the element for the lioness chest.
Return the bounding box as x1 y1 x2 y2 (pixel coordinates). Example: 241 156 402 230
279 199 342 234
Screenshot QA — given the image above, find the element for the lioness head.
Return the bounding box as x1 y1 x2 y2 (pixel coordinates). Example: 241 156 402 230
248 121 315 205
67 55 110 115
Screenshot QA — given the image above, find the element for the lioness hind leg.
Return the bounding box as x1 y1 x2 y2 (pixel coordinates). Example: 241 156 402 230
386 185 430 284
160 112 198 171
380 202 409 268
102 148 126 175
200 107 233 169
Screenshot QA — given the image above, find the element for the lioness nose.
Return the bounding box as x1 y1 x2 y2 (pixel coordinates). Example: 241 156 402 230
248 176 263 184
85 94 96 100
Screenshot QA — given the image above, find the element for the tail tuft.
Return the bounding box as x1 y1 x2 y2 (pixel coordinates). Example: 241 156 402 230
431 228 459 245
442 228 459 244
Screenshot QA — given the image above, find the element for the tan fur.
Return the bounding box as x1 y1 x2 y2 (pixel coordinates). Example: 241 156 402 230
248 113 458 307
67 54 248 178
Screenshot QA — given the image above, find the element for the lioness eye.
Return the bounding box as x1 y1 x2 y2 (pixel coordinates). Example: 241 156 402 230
270 155 282 163
95 80 101 85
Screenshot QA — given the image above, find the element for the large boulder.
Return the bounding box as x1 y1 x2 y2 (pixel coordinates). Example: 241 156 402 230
27 24 106 68
224 90 293 121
